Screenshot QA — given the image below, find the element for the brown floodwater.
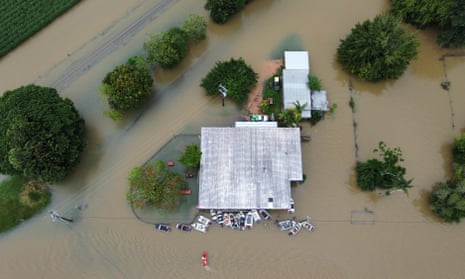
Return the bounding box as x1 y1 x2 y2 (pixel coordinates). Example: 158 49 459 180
1 0 465 278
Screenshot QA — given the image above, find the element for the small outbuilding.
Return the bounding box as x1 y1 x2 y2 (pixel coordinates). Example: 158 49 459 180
282 51 312 118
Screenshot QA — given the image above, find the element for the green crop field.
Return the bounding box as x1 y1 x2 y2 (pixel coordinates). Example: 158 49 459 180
0 0 81 58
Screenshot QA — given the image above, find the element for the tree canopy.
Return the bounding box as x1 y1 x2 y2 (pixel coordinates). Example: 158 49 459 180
390 0 465 47
356 141 412 193
143 27 189 68
337 13 419 82
182 14 208 43
429 133 465 222
204 0 249 24
127 160 186 210
200 58 258 105
179 144 202 170
0 85 86 182
100 56 153 119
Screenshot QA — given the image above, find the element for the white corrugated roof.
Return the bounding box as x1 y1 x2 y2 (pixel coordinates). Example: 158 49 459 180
282 69 311 118
198 127 303 210
284 51 309 70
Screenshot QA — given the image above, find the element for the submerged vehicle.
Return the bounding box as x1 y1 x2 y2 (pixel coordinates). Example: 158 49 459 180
245 212 254 229
176 223 192 232
197 215 212 226
277 219 293 231
192 222 208 233
259 209 272 221
251 210 261 223
299 217 315 232
288 220 302 236
155 223 171 232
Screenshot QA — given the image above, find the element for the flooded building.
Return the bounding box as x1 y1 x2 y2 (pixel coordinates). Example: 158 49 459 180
198 127 303 210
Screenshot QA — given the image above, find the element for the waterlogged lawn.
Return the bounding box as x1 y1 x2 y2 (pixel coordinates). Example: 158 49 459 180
0 176 51 233
0 0 81 57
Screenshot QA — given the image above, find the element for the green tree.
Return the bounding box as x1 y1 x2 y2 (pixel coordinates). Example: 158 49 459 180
307 75 322 91
390 0 465 47
0 85 86 182
429 179 465 223
143 27 189 68
204 0 249 24
390 0 450 28
179 144 202 170
337 13 419 81
201 58 258 105
100 56 153 119
182 14 208 43
278 108 302 127
453 133 465 164
127 160 185 210
356 141 413 193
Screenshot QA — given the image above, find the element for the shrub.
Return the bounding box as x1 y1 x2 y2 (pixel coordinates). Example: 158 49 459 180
127 160 186 210
356 141 413 193
182 14 208 43
307 75 322 91
204 0 249 24
100 56 153 116
337 13 419 81
201 58 258 105
143 27 189 68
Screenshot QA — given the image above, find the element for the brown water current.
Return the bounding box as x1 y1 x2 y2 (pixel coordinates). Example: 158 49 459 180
1 0 465 278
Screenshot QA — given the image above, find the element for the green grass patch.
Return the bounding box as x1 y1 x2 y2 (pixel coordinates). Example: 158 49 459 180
0 0 81 58
0 176 51 233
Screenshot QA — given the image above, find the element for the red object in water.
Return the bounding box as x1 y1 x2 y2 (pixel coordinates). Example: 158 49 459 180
201 252 208 267
180 189 192 195
167 161 175 166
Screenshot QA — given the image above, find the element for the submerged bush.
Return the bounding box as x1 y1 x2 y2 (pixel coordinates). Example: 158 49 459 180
337 13 419 81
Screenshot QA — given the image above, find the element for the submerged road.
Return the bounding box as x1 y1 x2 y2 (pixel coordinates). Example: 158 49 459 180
46 0 178 91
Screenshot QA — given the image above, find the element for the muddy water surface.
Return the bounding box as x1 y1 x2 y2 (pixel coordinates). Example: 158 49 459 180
1 0 465 278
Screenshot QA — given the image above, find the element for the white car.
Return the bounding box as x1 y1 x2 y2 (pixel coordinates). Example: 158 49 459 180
192 222 208 233
197 215 212 226
251 210 261 223
245 212 254 229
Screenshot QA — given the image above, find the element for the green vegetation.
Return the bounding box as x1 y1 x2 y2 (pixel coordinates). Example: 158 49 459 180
0 0 81 58
182 14 208 43
179 144 202 170
201 58 258 105
307 75 322 91
390 0 465 47
278 105 303 127
429 133 465 222
453 134 465 164
143 27 190 69
0 176 51 233
204 0 250 24
100 56 153 120
127 160 186 211
337 13 419 82
0 85 86 182
356 141 413 193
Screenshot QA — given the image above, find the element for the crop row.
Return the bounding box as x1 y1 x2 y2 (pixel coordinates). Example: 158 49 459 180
0 0 81 58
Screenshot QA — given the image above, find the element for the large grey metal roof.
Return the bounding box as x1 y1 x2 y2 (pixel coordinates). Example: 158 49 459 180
198 127 303 210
